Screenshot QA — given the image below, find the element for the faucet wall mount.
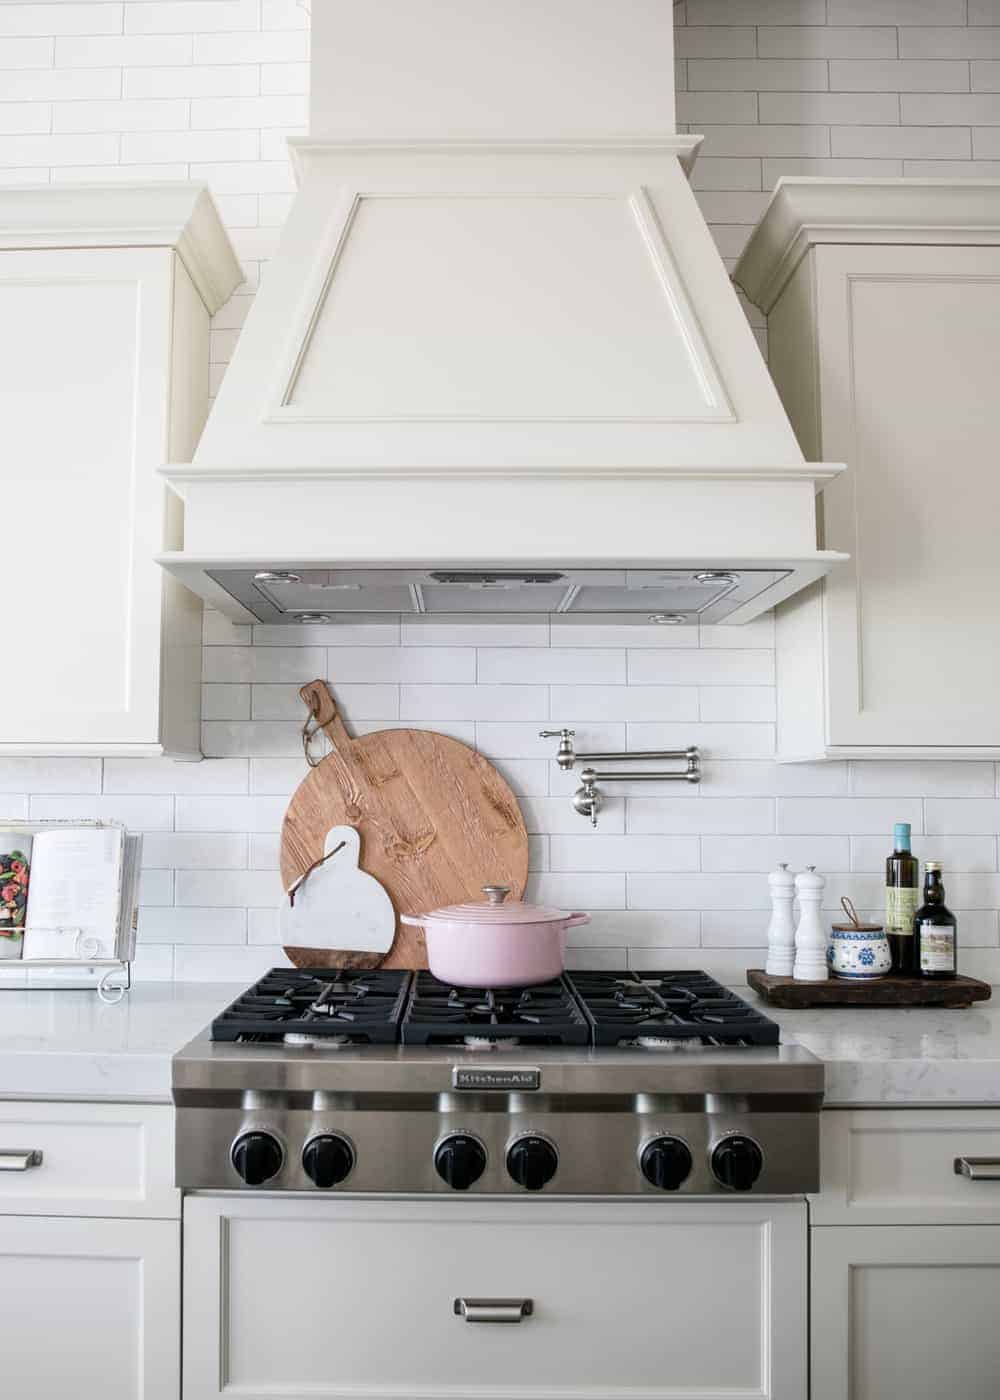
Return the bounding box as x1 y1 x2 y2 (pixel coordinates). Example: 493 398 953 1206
539 731 701 827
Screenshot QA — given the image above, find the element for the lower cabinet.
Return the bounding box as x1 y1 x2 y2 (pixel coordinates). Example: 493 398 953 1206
0 1214 180 1400
811 1225 1000 1400
183 1195 808 1399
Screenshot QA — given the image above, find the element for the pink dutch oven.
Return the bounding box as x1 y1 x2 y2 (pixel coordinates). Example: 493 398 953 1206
400 885 590 988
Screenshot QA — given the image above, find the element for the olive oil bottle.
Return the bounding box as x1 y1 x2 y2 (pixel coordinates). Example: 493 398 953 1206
915 862 957 980
885 822 919 974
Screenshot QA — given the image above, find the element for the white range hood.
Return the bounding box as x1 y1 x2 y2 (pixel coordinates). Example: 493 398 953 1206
159 0 844 626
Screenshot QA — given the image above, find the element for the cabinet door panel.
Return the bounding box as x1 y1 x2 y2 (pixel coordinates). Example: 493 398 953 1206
0 248 171 748
817 245 1000 748
812 1225 1000 1400
0 1215 179 1400
185 1196 807 1399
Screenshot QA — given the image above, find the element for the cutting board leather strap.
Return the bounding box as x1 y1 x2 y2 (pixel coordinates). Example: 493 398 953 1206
300 679 352 766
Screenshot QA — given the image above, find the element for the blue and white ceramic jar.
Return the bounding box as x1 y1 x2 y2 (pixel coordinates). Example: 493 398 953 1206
828 922 892 980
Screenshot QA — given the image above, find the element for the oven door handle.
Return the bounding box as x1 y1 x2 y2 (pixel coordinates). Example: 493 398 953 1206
453 1298 534 1324
955 1156 1000 1181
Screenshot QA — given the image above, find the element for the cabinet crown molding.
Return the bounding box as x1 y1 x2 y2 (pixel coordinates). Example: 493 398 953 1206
735 177 1000 313
0 182 242 315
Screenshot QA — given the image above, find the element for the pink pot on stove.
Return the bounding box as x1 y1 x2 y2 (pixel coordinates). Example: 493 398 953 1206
400 885 590 988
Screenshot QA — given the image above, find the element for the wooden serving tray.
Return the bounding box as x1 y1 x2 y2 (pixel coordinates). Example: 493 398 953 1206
747 968 992 1010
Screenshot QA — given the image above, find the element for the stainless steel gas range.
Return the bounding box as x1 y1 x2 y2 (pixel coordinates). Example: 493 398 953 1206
173 968 823 1197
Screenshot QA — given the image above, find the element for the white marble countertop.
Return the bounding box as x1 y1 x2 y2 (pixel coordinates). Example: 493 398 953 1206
0 981 997 1106
742 988 1000 1106
0 983 237 1101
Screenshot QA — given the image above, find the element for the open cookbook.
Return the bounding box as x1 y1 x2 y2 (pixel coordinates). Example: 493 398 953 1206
0 822 141 963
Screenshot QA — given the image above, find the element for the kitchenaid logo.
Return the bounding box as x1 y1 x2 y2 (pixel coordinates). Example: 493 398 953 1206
452 1068 541 1091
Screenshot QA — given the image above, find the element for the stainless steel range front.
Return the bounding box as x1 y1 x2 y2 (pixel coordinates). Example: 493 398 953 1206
173 969 823 1197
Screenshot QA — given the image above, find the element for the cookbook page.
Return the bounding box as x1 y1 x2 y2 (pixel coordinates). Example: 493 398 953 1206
24 826 123 954
0 833 32 938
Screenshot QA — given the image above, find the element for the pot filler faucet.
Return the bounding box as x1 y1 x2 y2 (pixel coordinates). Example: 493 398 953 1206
539 730 701 827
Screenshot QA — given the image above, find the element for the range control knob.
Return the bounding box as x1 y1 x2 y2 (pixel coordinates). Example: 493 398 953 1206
434 1135 487 1191
640 1136 693 1191
506 1135 558 1191
231 1131 283 1187
302 1133 355 1189
711 1135 764 1192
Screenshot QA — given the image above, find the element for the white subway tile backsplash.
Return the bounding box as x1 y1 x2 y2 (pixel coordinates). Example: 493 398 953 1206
479 649 626 686
251 682 398 721
0 757 101 794
628 649 773 685
177 868 283 907
104 756 249 795
13 4 1000 982
778 797 924 835
850 760 995 797
758 26 898 57
630 872 769 910
0 6 122 38
525 872 627 910
832 125 971 156
629 797 775 835
550 687 699 722
140 906 247 945
701 834 852 872
830 60 970 91
125 1 260 35
851 834 997 872
758 91 901 123
142 832 248 869
400 685 548 721
925 799 1000 835
28 794 174 830
550 835 701 873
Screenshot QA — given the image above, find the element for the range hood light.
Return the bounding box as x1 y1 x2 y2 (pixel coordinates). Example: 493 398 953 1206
694 571 738 585
254 571 301 584
295 613 333 623
648 613 687 625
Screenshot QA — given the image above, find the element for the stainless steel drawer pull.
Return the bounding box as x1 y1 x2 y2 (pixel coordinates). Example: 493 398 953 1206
954 1156 1000 1181
454 1298 533 1324
0 1149 43 1172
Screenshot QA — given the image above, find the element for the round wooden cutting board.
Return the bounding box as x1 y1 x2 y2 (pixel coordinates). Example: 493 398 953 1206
279 680 529 970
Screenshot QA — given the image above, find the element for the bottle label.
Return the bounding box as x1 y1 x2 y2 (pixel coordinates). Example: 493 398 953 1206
885 886 918 935
920 923 955 973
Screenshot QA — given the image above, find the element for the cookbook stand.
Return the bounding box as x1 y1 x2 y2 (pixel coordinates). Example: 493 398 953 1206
0 935 132 1003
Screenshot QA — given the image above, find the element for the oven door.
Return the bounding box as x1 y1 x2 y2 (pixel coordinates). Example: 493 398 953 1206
183 1195 806 1399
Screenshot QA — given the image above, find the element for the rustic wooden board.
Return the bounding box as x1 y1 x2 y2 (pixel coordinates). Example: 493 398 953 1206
279 680 529 970
747 968 992 1010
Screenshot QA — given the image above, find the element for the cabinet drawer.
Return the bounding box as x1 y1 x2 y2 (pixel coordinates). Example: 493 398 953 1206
813 1109 1000 1225
0 1101 178 1218
184 1196 806 1400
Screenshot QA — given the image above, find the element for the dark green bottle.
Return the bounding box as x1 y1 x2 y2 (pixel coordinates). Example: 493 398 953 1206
914 862 957 980
886 822 919 974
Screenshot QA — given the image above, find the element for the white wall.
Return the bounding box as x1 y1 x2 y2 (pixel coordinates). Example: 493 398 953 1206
2 0 999 982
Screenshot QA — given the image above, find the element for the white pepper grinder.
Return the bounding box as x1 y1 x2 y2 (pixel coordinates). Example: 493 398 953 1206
793 866 828 982
765 863 796 977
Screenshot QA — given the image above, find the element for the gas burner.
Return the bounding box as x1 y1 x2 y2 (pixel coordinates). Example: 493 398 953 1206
462 1036 520 1051
401 972 590 1046
211 969 411 1044
566 971 780 1048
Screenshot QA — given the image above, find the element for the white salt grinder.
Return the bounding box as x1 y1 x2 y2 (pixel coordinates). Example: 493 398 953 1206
765 863 796 977
792 866 828 983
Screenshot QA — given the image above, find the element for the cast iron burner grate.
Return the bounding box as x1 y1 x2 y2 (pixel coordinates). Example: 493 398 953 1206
401 972 591 1047
211 969 412 1044
565 971 780 1048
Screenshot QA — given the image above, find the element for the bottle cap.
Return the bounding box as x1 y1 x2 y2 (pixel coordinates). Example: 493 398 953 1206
893 822 911 848
925 860 942 872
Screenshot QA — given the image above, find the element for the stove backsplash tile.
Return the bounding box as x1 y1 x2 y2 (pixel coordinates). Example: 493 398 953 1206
6 0 1000 983
8 613 1000 984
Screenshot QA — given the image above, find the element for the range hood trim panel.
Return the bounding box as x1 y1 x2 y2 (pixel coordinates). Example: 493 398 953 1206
184 144 810 476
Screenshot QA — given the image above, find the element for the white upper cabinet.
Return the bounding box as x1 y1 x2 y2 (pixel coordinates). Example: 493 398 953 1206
0 185 241 758
737 180 1000 759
